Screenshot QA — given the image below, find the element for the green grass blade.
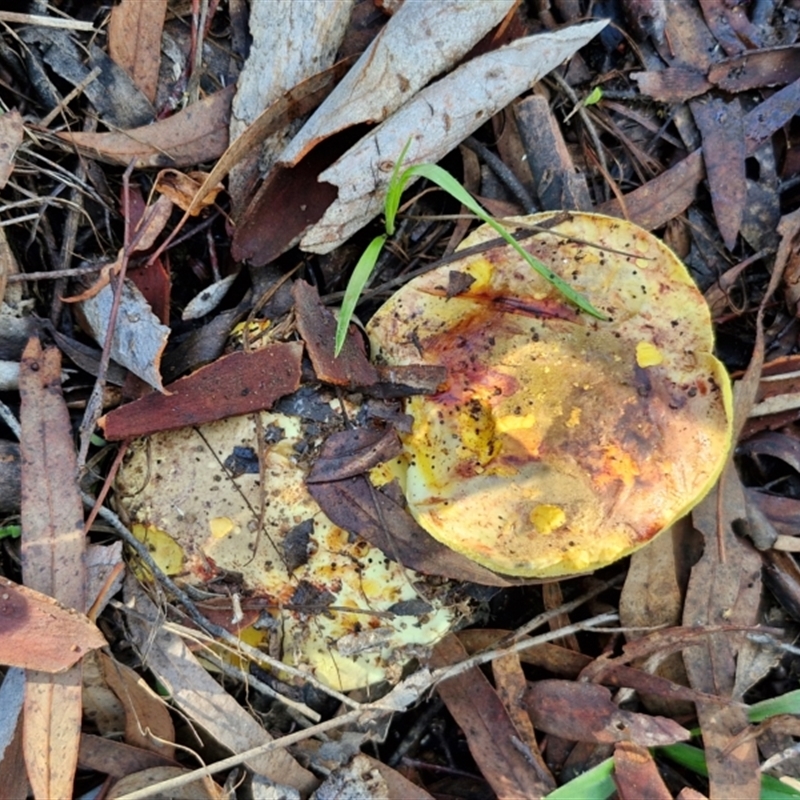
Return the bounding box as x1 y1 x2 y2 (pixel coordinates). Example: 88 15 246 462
748 688 800 723
660 743 800 799
399 162 607 320
0 524 21 540
384 138 414 236
544 757 615 800
334 234 387 356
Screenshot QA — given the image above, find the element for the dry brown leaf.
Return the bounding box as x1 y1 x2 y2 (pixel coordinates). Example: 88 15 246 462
691 96 746 250
524 680 691 746
58 85 234 168
632 67 712 102
358 754 435 800
108 0 167 104
0 108 23 190
431 634 554 799
99 652 175 760
491 652 555 792
698 0 760 56
78 734 179 780
187 59 352 219
619 522 695 717
599 77 800 230
654 1 718 71
229 0 353 211
682 461 762 799
307 474 529 586
130 194 173 252
106 765 223 800
458 630 592 677
19 338 86 800
0 578 105 672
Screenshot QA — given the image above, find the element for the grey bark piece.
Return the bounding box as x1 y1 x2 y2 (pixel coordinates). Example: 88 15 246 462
278 0 516 166
515 94 592 212
299 20 609 254
229 0 354 210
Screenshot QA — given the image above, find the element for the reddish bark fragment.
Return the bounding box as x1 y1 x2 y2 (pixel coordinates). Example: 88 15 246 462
292 279 378 387
98 342 303 440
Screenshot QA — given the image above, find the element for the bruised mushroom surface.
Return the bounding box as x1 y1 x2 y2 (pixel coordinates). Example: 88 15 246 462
115 401 458 692
367 212 733 578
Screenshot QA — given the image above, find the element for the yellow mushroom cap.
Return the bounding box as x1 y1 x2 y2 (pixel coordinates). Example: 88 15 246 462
367 212 733 578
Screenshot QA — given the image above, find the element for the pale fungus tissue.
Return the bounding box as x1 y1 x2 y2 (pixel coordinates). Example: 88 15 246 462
114 404 460 693
115 210 732 693
367 211 733 579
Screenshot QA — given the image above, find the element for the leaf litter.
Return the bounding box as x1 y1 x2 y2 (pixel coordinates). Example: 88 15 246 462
1 1 800 798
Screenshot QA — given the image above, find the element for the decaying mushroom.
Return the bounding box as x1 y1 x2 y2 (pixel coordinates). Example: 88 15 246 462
367 212 733 578
114 399 459 692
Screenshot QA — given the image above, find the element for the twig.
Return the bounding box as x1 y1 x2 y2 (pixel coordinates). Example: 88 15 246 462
7 264 104 282
112 611 620 800
0 12 96 31
550 71 611 203
39 67 102 128
0 400 21 438
462 135 538 214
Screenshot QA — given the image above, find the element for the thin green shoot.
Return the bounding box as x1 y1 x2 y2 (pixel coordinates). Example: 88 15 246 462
333 142 607 355
0 524 21 540
335 234 387 356
584 86 604 106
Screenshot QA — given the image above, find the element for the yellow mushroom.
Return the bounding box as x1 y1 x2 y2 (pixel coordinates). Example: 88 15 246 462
367 212 733 578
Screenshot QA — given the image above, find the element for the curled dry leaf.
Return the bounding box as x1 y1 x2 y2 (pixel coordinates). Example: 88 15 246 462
229 0 353 210
107 0 167 104
368 212 732 577
297 20 608 255
277 0 516 166
154 169 223 215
